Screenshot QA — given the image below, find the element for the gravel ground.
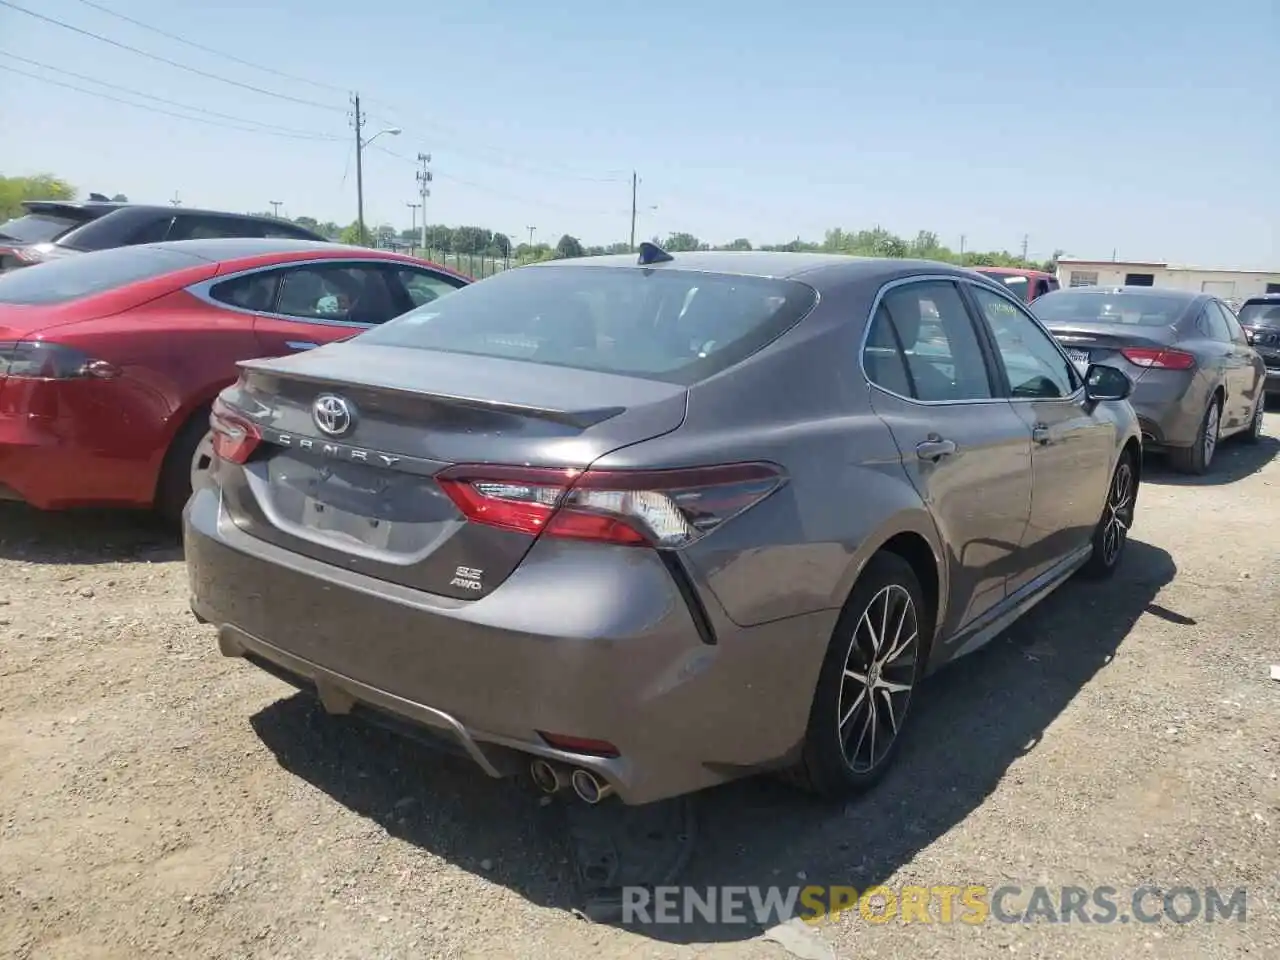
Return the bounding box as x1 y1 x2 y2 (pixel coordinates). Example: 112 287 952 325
2 420 1278 960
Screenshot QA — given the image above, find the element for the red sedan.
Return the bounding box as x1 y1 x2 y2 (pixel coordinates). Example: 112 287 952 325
0 238 470 519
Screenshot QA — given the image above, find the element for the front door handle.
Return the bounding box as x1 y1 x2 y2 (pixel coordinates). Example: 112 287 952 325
916 438 958 461
1033 423 1052 445
286 340 320 351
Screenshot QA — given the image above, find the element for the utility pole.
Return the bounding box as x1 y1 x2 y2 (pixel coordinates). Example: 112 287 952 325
351 93 366 245
269 200 282 219
959 234 966 257
415 153 432 252
406 202 421 252
629 171 638 252
1021 234 1029 262
170 191 181 207
527 226 536 249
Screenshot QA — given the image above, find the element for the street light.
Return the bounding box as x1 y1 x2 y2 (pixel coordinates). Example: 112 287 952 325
355 124 401 245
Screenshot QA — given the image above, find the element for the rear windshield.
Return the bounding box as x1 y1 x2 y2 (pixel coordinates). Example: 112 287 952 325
1031 289 1190 326
979 272 1029 293
1238 301 1280 328
0 246 202 305
0 213 84 244
356 264 819 384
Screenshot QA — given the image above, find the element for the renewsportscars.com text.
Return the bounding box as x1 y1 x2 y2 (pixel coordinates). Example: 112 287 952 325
621 884 1248 926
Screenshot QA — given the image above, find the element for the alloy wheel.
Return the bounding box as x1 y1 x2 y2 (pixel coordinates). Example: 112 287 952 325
1204 401 1220 465
1102 459 1135 567
836 584 919 774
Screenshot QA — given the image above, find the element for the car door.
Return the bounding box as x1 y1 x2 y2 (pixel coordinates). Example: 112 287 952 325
1209 300 1260 428
1197 300 1251 430
862 277 1033 637
963 281 1114 590
249 261 409 356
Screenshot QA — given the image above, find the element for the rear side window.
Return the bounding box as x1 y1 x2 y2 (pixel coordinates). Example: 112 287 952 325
357 265 818 385
0 246 199 304
863 281 994 402
168 215 264 241
0 213 84 244
210 272 280 312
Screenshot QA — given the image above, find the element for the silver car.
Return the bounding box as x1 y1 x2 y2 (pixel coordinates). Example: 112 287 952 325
1031 286 1267 473
185 250 1142 806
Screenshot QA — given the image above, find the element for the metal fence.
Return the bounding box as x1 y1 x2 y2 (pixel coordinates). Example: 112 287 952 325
416 250 513 279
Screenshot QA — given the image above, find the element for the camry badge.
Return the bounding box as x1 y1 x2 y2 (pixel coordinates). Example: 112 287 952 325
312 394 355 438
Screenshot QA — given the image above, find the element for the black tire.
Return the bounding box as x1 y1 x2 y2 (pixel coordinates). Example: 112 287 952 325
1079 448 1138 581
155 410 211 525
790 552 929 800
1168 394 1221 475
1241 394 1265 445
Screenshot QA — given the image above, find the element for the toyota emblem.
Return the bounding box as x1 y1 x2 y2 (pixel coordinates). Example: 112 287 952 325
312 394 355 437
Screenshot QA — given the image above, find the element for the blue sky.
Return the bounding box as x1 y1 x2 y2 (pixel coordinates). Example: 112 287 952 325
1 0 1276 266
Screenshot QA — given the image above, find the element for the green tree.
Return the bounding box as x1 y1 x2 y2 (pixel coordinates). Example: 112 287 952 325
555 234 584 259
110 193 129 202
490 232 512 258
452 226 492 255
720 238 753 251
664 232 701 252
0 173 76 220
339 221 366 245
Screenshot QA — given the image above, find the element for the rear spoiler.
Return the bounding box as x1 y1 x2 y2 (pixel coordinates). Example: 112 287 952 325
235 358 626 430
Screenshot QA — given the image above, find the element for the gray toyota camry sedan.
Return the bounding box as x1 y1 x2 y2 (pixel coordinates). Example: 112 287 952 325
186 248 1142 806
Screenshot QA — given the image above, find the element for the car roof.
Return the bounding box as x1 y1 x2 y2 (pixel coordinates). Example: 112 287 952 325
138 237 381 261
528 250 983 284
22 199 288 220
971 266 1052 278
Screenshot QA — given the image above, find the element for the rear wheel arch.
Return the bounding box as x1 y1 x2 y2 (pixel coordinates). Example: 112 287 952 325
874 532 942 665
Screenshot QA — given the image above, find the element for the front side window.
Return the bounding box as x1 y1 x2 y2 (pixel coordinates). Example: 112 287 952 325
863 281 994 402
969 285 1079 399
394 267 465 308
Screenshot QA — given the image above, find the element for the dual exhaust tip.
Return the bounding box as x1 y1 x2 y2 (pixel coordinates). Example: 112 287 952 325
529 757 614 804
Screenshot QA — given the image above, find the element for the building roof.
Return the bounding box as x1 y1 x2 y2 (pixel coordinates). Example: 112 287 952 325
1057 257 1279 276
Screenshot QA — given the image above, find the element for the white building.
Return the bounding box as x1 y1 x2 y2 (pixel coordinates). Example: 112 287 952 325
1055 258 1280 300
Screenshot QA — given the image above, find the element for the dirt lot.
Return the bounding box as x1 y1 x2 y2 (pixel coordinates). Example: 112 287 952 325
2 422 1278 960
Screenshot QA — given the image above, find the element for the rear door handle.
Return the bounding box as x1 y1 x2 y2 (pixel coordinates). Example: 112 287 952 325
916 438 957 461
1033 423 1052 445
286 340 319 351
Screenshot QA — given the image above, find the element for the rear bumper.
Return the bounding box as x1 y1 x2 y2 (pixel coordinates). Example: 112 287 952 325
184 487 835 805
1127 375 1207 448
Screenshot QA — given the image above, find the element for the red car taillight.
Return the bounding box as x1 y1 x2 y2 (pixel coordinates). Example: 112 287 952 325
1120 347 1196 370
0 341 119 380
209 396 261 464
436 461 786 549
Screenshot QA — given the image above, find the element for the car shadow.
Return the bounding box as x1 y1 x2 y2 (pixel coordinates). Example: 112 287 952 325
1142 432 1279 486
249 538 1178 947
0 503 182 564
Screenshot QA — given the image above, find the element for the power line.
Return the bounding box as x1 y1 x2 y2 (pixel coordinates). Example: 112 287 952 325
0 63 346 141
67 0 349 94
0 51 342 140
0 0 344 113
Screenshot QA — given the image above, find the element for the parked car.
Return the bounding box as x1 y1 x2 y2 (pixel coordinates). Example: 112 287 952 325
0 200 327 273
1030 286 1266 473
0 238 469 519
1236 293 1280 402
971 267 1060 303
186 248 1142 807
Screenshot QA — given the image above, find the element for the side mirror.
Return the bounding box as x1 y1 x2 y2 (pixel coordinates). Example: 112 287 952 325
1084 363 1133 402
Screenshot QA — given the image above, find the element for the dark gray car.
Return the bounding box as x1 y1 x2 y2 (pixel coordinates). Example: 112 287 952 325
1031 286 1267 473
1237 294 1280 400
185 250 1143 806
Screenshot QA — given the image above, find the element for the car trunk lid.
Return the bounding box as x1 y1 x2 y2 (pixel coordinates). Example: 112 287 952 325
1044 322 1180 380
215 343 689 598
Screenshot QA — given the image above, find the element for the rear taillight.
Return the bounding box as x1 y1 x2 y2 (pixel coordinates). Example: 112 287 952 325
436 461 786 548
0 341 120 380
209 396 261 464
1120 347 1196 370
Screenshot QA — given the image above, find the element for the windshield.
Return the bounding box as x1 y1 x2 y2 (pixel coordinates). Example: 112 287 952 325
979 272 1029 294
1238 301 1280 328
356 264 818 384
0 246 202 305
0 213 83 244
1031 289 1190 326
